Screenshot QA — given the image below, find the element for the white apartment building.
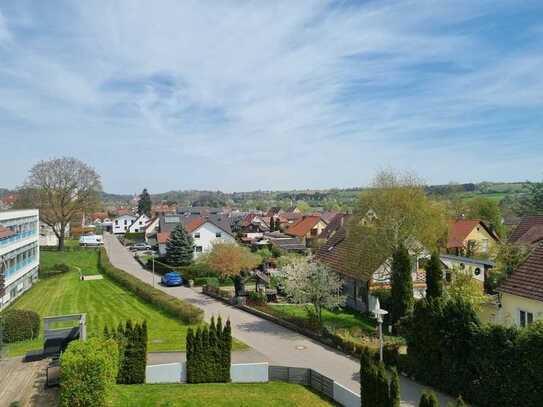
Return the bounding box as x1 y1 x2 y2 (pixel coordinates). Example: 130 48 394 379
0 209 40 310
112 214 137 234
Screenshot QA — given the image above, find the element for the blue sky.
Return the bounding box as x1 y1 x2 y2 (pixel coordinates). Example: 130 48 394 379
1 1 542 193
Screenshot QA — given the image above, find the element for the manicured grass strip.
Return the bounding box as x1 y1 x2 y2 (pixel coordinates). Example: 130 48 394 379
267 304 375 334
109 382 336 406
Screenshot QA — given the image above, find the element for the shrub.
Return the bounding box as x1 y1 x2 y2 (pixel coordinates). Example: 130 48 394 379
187 316 231 383
99 248 203 324
53 263 71 273
60 337 119 407
124 232 145 242
105 320 147 384
194 277 220 287
0 309 40 343
248 291 267 305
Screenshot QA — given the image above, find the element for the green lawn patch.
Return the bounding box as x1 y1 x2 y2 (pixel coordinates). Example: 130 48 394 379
39 249 100 276
267 304 376 335
109 382 336 406
6 250 246 356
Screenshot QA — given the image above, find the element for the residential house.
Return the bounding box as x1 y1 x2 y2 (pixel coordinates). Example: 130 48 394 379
446 219 499 257
0 209 40 310
39 222 71 247
157 214 235 258
317 227 429 312
265 207 284 217
508 215 543 247
127 214 150 233
286 215 328 246
240 213 270 234
144 217 160 245
440 254 494 287
257 231 306 253
112 214 137 234
496 242 543 327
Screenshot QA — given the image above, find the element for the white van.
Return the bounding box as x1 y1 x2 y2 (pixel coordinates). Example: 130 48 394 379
79 234 103 247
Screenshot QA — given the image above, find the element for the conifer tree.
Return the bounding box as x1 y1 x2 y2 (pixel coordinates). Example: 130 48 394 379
137 188 152 217
425 251 443 299
165 223 194 266
186 328 194 383
376 362 389 407
389 367 401 407
223 319 232 382
391 244 414 326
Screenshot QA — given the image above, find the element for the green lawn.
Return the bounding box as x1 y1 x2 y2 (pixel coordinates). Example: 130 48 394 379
39 249 100 276
6 250 245 356
109 382 336 406
267 304 375 335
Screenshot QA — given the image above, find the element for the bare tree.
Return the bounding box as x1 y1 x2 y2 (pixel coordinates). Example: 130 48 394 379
17 158 102 250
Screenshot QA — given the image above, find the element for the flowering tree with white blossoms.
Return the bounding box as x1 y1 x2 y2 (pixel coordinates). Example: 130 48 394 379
280 259 345 328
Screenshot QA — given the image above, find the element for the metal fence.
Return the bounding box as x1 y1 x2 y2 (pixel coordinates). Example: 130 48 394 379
269 366 334 400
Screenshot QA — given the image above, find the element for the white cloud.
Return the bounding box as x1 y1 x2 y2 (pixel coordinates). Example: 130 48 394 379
0 0 542 192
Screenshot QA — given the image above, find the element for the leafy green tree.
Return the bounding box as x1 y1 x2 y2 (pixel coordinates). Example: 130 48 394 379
137 188 152 217
164 224 194 266
462 197 505 238
425 252 443 299
419 390 439 407
519 180 543 215
390 244 414 326
389 368 401 407
447 396 468 407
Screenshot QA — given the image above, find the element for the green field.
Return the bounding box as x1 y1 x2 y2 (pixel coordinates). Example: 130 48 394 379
6 250 245 356
109 382 335 406
39 249 101 276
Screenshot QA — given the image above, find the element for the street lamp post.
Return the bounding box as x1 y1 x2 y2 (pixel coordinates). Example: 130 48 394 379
372 298 388 363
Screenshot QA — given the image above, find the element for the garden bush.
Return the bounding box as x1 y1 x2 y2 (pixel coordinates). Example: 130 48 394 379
60 337 119 407
99 248 203 324
124 232 145 242
248 291 267 305
0 309 40 343
194 277 219 287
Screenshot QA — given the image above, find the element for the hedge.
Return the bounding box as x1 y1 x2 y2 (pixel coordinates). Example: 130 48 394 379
187 316 231 383
0 309 40 343
60 337 119 407
99 248 203 324
148 259 218 281
124 232 145 241
405 298 543 407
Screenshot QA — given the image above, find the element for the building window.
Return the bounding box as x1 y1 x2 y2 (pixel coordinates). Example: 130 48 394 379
194 233 200 239
481 239 489 253
519 310 534 327
216 232 222 238
124 220 128 225
115 220 119 225
194 246 203 253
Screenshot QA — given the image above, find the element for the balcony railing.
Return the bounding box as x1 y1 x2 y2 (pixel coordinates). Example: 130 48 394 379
5 256 38 279
0 230 37 247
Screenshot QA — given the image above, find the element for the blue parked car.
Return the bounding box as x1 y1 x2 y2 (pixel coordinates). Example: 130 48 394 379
161 272 183 287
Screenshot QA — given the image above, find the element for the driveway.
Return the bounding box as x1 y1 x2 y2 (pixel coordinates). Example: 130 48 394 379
104 233 453 407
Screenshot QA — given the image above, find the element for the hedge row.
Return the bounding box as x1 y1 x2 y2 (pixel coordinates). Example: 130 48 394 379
60 337 119 407
405 298 543 407
148 259 218 281
98 248 203 324
0 309 40 343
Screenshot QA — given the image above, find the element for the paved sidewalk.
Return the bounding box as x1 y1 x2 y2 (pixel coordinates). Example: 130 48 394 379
104 233 453 406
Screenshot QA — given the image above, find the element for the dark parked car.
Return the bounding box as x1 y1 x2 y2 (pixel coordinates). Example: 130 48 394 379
161 272 183 287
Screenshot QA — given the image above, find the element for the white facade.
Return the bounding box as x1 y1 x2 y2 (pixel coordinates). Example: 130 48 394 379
112 214 137 234
191 222 236 258
0 209 40 310
158 221 236 257
39 221 70 247
127 214 150 233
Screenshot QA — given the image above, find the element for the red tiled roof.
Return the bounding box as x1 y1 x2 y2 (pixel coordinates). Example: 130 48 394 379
286 216 322 238
508 215 543 245
447 219 498 248
157 232 170 244
185 217 206 233
498 242 543 302
0 226 15 240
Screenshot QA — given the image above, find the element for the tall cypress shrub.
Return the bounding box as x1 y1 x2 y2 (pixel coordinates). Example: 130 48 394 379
223 319 232 382
425 252 443 299
165 224 194 266
376 362 389 407
389 367 401 407
391 244 414 327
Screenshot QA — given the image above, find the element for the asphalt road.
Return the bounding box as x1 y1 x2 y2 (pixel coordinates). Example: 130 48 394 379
104 233 453 406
